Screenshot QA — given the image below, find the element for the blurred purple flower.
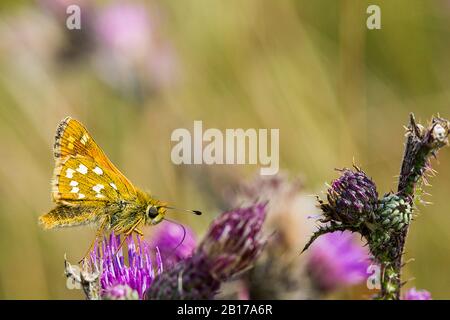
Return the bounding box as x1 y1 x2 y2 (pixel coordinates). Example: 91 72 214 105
92 1 177 94
307 231 370 293
89 233 163 300
94 2 153 59
148 223 197 267
403 288 432 300
146 203 267 299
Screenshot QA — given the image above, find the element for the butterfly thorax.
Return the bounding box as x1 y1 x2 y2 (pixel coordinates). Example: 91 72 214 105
107 189 167 234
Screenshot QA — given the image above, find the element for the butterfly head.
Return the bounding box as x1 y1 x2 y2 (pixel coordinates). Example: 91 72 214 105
145 200 202 225
145 203 167 225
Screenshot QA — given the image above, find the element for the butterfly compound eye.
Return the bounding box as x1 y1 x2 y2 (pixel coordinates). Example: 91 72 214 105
147 205 159 219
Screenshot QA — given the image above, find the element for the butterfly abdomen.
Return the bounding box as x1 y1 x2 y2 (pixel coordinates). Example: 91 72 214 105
39 205 98 229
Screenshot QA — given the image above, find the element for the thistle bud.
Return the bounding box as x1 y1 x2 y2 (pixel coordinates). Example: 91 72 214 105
321 168 378 226
376 194 412 232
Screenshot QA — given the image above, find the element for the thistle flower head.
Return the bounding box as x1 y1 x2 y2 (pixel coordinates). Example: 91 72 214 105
198 203 267 279
102 284 139 300
403 288 432 300
322 167 378 225
146 203 268 300
307 231 371 293
88 233 163 300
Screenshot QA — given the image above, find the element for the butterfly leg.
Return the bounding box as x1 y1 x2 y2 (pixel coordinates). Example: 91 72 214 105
114 219 143 255
133 228 144 244
78 219 109 264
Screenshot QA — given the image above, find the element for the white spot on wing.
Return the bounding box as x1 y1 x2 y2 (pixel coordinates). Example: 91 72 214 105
76 164 88 175
65 168 75 178
78 193 85 199
93 166 103 175
96 194 105 199
110 183 118 190
69 181 78 187
92 184 104 193
70 187 79 193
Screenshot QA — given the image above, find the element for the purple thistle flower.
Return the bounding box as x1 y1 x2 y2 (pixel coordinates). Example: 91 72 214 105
403 288 432 300
89 233 163 300
146 203 267 300
148 223 197 267
103 284 139 300
307 231 371 293
199 203 267 279
322 167 378 226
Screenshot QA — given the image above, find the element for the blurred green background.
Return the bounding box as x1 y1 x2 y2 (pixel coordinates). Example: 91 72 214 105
0 0 449 299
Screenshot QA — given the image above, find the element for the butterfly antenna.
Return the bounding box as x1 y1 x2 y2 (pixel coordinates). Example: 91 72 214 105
164 206 202 216
162 218 187 260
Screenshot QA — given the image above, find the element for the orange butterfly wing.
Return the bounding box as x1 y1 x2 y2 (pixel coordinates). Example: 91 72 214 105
52 117 137 206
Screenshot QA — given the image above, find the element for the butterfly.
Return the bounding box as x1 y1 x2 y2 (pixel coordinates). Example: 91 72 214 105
39 117 201 247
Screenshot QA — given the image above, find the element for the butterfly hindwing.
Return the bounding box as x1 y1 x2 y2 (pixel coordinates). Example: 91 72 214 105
39 205 101 229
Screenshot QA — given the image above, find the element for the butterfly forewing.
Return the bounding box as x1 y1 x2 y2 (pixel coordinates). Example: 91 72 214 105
54 117 136 195
53 156 135 206
52 117 137 206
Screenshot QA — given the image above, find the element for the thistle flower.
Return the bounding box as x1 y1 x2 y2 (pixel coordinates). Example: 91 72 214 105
307 231 371 293
321 167 379 226
103 284 139 300
148 223 197 267
199 204 267 279
146 203 267 300
403 288 432 300
88 233 163 300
